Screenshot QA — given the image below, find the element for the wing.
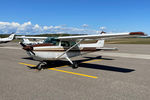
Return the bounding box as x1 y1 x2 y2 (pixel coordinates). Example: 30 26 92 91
16 32 145 40
58 32 145 40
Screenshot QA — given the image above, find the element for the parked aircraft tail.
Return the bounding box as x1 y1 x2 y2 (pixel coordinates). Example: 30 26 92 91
8 33 15 40
23 38 30 43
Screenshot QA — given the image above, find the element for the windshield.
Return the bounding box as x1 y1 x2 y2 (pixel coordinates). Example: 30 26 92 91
44 37 60 46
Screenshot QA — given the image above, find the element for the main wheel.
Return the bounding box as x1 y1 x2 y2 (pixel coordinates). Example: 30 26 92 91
72 62 78 69
37 64 42 70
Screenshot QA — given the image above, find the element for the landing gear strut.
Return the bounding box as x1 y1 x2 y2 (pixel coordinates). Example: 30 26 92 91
66 57 78 69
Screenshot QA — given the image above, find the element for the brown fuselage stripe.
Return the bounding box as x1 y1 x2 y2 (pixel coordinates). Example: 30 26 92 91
33 49 100 52
33 47 96 51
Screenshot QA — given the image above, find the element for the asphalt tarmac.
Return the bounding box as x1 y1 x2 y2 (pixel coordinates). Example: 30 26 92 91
0 43 150 100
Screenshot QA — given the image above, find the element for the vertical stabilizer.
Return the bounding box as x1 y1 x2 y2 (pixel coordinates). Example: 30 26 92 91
8 34 15 40
23 38 30 43
96 39 105 48
96 30 106 48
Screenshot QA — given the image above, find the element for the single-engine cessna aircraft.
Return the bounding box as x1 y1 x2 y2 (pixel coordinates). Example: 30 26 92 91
18 32 145 70
0 33 15 44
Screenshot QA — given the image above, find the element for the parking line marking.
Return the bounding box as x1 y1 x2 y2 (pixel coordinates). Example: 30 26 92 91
82 59 103 63
19 59 103 68
19 63 36 67
49 68 98 78
19 62 98 79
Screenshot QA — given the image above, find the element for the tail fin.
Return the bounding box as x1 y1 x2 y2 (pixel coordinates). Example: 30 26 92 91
20 36 30 44
79 39 105 48
96 39 118 51
96 31 106 48
23 38 30 43
96 39 105 48
8 34 15 40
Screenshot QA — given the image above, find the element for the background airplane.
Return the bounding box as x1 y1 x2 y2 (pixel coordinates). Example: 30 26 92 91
0 33 15 44
20 36 44 45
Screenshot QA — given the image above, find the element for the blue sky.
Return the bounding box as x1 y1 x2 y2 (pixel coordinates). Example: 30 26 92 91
0 0 150 35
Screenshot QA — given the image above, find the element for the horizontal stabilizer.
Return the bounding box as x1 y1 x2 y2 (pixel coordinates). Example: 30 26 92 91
97 47 118 51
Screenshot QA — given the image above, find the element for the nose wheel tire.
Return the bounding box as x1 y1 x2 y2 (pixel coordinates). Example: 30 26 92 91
36 61 46 70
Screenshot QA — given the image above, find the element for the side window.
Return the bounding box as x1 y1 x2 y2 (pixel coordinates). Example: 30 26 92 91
70 41 76 46
61 41 70 47
51 39 60 46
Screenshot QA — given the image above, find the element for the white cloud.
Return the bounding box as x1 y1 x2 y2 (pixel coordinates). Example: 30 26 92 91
0 21 99 35
0 22 20 33
81 24 89 28
99 26 106 30
22 21 31 27
34 24 40 28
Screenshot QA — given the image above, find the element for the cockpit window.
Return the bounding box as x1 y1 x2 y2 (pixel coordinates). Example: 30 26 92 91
44 37 60 46
44 37 77 47
61 41 70 47
61 41 76 47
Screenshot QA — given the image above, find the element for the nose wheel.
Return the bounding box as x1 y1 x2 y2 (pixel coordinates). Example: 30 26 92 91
36 61 47 70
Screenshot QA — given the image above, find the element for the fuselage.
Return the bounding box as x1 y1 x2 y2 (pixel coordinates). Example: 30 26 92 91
26 45 99 61
23 41 102 61
0 34 15 44
21 37 105 61
0 38 12 43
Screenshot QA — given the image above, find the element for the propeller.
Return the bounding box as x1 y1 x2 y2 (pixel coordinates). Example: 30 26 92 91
20 42 26 47
20 42 35 55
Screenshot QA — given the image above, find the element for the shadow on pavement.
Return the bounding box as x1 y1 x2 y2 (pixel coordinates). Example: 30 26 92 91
22 56 134 73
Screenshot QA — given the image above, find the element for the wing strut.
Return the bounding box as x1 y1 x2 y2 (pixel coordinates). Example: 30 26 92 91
56 39 83 59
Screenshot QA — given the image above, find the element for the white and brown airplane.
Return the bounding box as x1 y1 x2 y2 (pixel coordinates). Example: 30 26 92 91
18 32 145 70
0 33 15 44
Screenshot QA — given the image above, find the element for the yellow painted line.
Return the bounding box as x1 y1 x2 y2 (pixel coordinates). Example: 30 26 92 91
19 62 36 67
19 62 69 68
19 62 98 79
19 59 103 68
55 65 69 68
49 68 98 78
82 59 103 63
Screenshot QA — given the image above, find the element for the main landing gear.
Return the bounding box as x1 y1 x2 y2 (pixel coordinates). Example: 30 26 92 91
71 62 78 69
66 57 78 69
36 57 79 70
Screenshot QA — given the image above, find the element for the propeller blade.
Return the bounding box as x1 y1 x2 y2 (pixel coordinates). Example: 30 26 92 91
20 42 26 47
